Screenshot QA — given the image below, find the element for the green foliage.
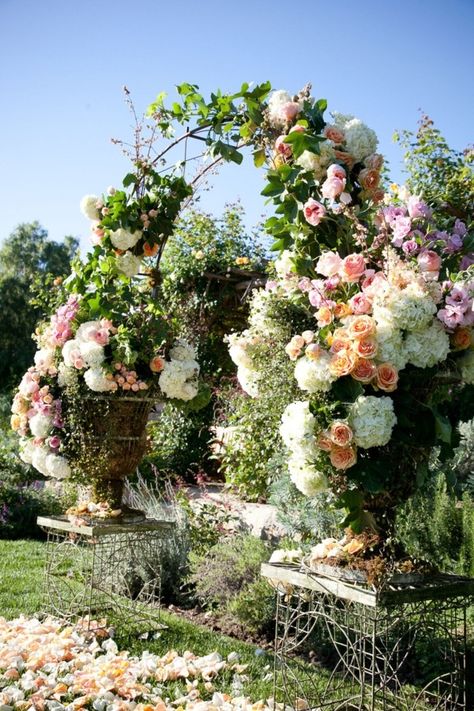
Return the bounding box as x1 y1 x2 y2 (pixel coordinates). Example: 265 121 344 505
188 534 276 635
396 474 474 577
394 114 474 221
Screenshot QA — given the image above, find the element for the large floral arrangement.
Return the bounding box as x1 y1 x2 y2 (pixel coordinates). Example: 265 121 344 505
228 87 474 540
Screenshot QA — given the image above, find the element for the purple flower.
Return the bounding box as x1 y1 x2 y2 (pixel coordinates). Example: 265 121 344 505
454 219 467 237
297 277 312 292
437 305 465 330
446 286 469 310
407 196 432 220
265 280 278 292
402 239 419 256
308 289 324 308
460 254 474 271
444 234 464 253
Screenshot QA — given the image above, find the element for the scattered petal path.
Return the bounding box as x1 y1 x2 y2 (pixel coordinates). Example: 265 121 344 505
0 616 274 711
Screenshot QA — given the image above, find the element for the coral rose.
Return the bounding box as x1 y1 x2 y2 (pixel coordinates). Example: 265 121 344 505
334 302 352 319
376 363 399 392
143 241 159 257
303 198 326 226
316 431 333 451
351 358 377 383
358 168 380 191
354 336 378 359
365 153 384 171
315 306 333 327
149 356 165 373
329 421 353 447
348 315 376 340
329 349 358 377
334 150 356 169
340 253 366 282
330 446 357 470
451 327 472 350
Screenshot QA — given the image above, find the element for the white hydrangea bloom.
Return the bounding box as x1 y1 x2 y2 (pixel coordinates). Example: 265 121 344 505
169 341 197 362
372 282 437 333
404 321 450 369
75 321 103 342
288 456 329 496
29 413 53 439
374 318 407 371
159 359 200 401
46 454 71 480
274 250 295 278
236 365 259 397
84 367 114 392
62 339 81 367
248 290 281 336
349 395 397 449
294 353 335 393
332 113 378 162
109 228 142 251
79 341 105 368
80 195 100 221
280 401 317 457
34 348 56 375
227 331 255 370
32 445 50 476
296 141 336 180
116 252 142 278
19 439 36 465
459 350 474 384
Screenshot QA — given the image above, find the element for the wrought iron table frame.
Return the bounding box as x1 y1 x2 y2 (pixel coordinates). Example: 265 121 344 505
261 562 474 711
38 516 174 632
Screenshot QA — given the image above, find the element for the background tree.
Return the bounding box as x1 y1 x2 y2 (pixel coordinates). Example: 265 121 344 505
0 222 78 393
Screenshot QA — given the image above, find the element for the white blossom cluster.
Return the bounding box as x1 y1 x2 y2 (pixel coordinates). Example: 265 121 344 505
349 395 397 449
332 112 378 162
280 402 328 496
226 330 261 397
19 440 71 479
296 142 336 181
158 341 200 401
294 352 336 393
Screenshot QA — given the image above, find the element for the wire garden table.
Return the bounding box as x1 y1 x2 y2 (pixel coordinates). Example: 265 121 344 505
38 515 174 633
261 562 474 711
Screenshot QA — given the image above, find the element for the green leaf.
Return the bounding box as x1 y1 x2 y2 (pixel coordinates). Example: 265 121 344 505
122 173 137 188
253 148 266 168
331 377 364 403
434 410 452 444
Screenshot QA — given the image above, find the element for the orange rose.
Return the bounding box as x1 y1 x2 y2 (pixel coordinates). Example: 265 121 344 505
330 446 357 470
340 254 366 283
451 327 472 351
149 356 165 373
315 306 333 327
334 302 352 319
353 336 378 360
316 431 333 452
358 168 380 191
376 363 399 392
143 241 159 257
351 358 377 383
347 315 376 340
329 348 359 377
329 421 353 447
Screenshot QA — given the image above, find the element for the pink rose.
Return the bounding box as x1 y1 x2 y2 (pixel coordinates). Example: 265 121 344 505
316 251 342 277
303 198 326 226
407 195 432 220
417 250 441 274
290 124 305 134
280 101 301 122
326 164 346 181
321 176 346 200
92 328 109 346
348 293 372 314
275 135 292 157
340 254 366 282
361 271 387 298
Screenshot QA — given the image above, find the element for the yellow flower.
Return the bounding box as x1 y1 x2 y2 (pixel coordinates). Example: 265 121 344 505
235 256 250 266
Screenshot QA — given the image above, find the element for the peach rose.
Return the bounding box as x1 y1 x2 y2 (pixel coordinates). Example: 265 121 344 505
143 241 159 257
321 176 346 200
11 414 21 431
290 335 306 350
302 330 315 344
324 125 345 144
330 335 351 354
280 101 301 122
329 349 358 377
348 315 376 340
451 327 472 350
358 168 380 191
315 306 333 327
330 446 357 470
149 356 165 373
348 292 372 315
305 343 322 360
334 302 352 319
340 254 366 282
334 150 355 169
316 431 333 452
365 153 384 171
417 250 441 274
329 421 353 447
376 363 399 392
354 336 378 359
285 343 302 360
351 358 377 383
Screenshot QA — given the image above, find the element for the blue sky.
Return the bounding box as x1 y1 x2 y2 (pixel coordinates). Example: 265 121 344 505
1 0 473 251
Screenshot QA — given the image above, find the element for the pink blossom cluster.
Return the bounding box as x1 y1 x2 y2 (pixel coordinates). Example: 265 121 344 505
45 295 80 347
109 362 150 392
438 282 474 333
11 370 63 439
